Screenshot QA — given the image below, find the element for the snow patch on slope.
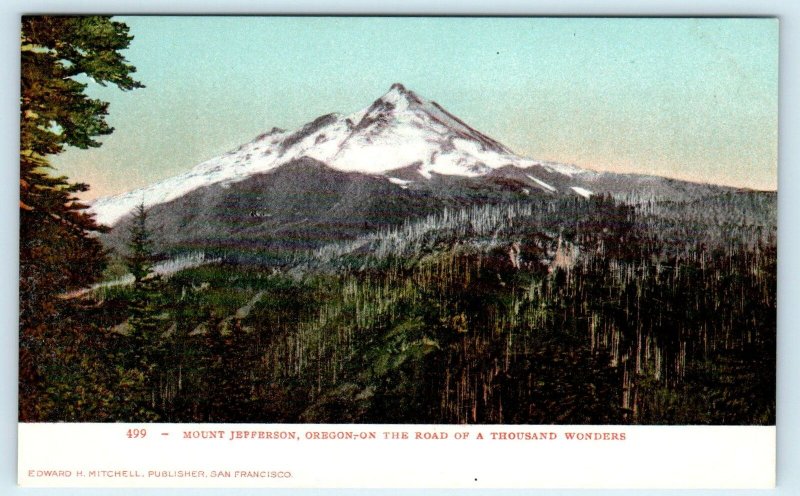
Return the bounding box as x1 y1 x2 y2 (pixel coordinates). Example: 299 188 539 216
526 174 556 192
571 186 593 198
388 177 412 189
543 162 586 177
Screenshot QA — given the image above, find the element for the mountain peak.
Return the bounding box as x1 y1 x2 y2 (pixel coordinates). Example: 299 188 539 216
384 83 423 103
351 84 510 155
90 84 593 226
361 83 427 117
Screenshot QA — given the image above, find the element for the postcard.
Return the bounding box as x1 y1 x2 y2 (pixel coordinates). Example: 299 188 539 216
18 16 777 488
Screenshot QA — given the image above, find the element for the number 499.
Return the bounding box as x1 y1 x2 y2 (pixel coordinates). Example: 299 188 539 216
127 428 147 439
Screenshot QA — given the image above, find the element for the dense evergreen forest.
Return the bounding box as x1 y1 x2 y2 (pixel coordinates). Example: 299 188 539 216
33 192 775 424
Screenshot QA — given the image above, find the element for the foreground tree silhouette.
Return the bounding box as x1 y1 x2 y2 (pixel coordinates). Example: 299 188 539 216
120 204 164 420
20 16 142 420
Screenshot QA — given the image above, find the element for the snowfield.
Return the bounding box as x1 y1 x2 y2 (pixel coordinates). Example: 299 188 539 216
90 84 592 226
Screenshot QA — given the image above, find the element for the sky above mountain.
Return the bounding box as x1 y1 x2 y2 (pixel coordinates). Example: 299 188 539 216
50 17 778 197
90 83 601 226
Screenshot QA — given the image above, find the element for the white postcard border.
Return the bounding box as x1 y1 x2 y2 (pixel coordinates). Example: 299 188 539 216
4 1 799 495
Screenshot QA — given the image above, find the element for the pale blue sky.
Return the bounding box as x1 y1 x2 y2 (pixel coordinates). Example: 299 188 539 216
51 17 779 196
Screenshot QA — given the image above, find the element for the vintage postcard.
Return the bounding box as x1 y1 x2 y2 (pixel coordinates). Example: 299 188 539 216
18 16 777 488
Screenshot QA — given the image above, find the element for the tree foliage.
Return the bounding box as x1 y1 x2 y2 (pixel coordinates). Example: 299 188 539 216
126 203 154 282
119 204 164 420
19 16 142 421
21 16 143 157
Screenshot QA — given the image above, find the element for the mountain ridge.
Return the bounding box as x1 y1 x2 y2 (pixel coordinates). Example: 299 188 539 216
90 83 592 226
91 83 742 257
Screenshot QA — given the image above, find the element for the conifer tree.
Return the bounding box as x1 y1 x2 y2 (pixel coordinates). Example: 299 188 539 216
123 203 164 418
20 16 142 420
126 203 154 284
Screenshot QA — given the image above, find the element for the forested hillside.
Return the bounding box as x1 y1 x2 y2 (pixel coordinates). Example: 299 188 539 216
37 193 774 424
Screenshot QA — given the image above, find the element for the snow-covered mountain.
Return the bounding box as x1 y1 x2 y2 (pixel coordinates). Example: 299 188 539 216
92 83 733 257
90 83 589 227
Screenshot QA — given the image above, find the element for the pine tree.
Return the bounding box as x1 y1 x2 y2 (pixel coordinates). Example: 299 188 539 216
123 204 164 419
19 16 142 420
126 204 160 344
126 203 154 283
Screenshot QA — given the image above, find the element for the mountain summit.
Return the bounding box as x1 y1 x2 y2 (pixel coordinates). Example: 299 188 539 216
90 84 586 226
90 83 728 256
341 82 514 163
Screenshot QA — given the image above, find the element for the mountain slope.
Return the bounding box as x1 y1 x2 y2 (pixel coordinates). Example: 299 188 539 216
92 83 736 256
100 157 554 256
90 83 590 227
